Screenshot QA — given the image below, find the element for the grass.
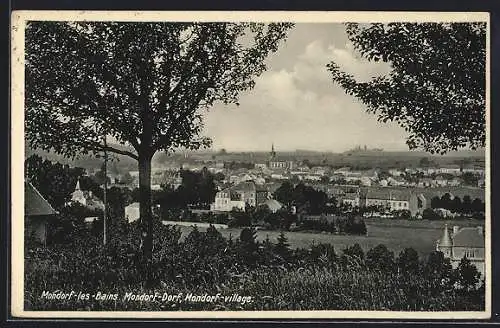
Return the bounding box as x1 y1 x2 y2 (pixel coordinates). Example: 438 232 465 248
170 218 484 258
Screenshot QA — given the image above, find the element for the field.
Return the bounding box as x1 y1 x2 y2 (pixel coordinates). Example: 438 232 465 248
169 218 484 258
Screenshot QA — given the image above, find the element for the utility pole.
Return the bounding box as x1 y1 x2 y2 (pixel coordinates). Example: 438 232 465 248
103 134 108 246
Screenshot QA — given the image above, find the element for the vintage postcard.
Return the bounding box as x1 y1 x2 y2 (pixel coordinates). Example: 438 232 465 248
11 10 490 319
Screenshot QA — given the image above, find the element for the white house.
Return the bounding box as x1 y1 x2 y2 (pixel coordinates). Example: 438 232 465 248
210 189 246 212
125 202 140 223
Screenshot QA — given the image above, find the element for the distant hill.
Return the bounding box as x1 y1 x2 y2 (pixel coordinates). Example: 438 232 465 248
25 144 138 172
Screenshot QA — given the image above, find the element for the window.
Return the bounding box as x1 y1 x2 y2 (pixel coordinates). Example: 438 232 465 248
464 249 475 258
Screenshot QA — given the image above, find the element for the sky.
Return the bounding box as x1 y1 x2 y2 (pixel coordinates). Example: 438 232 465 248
201 23 410 153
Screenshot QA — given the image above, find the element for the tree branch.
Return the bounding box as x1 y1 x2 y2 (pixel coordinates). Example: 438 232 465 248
75 140 139 160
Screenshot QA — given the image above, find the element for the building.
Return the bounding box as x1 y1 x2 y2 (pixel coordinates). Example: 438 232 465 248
438 165 462 175
268 144 294 170
342 190 361 207
70 179 105 211
25 182 57 245
364 188 427 216
125 202 140 223
261 199 283 213
232 181 268 207
254 163 268 170
210 181 268 212
210 188 246 212
125 203 161 223
436 224 485 277
341 187 428 217
71 179 87 205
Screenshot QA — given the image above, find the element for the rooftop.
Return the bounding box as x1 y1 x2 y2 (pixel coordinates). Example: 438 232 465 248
453 227 484 248
25 182 57 217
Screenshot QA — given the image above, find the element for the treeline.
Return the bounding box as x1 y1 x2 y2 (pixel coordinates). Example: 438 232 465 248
426 193 485 220
431 193 484 214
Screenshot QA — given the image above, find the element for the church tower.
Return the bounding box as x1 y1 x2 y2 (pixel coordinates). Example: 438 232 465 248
71 178 87 206
270 143 276 160
436 224 453 257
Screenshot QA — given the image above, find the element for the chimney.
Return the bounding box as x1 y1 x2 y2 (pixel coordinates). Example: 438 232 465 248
453 225 459 235
477 226 483 235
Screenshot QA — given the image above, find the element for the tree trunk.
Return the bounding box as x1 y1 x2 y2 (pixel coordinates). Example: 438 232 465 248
138 154 153 271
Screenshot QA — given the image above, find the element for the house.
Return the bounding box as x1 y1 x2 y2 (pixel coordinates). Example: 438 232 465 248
438 165 462 175
261 199 283 213
232 181 268 207
342 190 361 207
25 182 57 245
125 203 161 223
210 181 268 212
125 202 140 223
210 188 246 212
363 188 427 217
389 169 403 177
436 224 485 277
334 167 351 175
254 163 268 170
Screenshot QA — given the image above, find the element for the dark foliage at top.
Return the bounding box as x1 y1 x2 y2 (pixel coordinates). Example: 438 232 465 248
328 23 486 154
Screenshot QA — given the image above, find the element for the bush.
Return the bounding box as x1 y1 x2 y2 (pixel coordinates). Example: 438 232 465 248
422 208 443 220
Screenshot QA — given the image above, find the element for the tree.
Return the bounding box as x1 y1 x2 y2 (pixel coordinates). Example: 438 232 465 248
471 198 485 214
328 23 486 154
238 227 259 268
26 21 293 265
273 181 295 206
462 195 472 214
455 257 481 291
422 208 442 221
424 251 454 293
274 231 291 262
397 247 420 273
120 171 134 185
461 172 479 186
366 244 395 271
93 163 111 186
440 193 453 210
342 243 365 263
431 196 441 209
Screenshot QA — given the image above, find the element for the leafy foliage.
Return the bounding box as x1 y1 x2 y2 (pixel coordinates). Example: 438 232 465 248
26 21 294 159
328 23 486 154
25 21 293 263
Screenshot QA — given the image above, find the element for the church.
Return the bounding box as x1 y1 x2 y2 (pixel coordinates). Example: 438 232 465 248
268 144 294 170
70 179 105 211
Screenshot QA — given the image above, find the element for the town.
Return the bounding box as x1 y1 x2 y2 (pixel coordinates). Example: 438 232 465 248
20 18 487 313
25 144 486 277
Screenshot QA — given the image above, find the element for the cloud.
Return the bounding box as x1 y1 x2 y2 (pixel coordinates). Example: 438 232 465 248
203 30 407 152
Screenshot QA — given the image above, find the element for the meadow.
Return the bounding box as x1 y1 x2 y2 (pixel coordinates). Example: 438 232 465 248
170 218 484 257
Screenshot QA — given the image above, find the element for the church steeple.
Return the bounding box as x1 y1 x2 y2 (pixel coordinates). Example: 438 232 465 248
270 143 276 160
75 179 81 191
